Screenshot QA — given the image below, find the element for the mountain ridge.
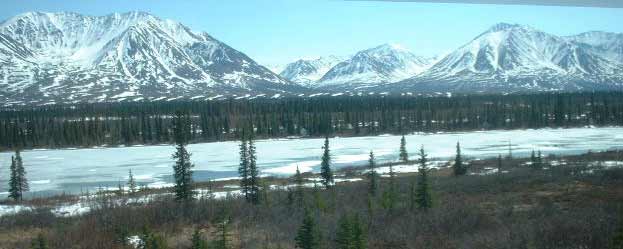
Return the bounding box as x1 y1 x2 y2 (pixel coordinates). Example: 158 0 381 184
384 22 623 93
316 43 434 88
1 14 622 105
0 11 300 105
278 55 344 86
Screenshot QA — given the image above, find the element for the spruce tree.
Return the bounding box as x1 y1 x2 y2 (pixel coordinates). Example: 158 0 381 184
212 217 231 249
260 179 270 207
115 226 130 246
530 149 542 170
611 216 623 249
204 180 215 200
415 146 432 210
9 150 28 201
190 228 208 249
117 181 125 196
335 214 367 249
335 215 353 249
238 133 249 200
351 215 367 249
138 227 168 249
497 154 503 174
320 137 333 188
8 155 19 201
367 151 378 197
30 233 48 249
399 135 408 162
409 178 417 211
366 193 374 217
248 137 260 204
127 169 137 194
15 150 28 200
295 209 321 249
382 163 397 211
453 142 467 176
146 234 168 249
172 111 194 202
312 182 327 211
295 165 305 206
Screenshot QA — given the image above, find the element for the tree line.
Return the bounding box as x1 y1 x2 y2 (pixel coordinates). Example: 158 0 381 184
1 92 623 150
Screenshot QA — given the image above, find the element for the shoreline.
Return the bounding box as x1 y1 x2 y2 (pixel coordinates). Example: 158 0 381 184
1 149 622 218
1 126 622 198
0 124 612 153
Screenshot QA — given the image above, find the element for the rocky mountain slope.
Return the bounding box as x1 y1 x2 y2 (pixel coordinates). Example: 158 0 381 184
0 11 300 105
317 44 433 89
278 55 343 86
385 23 623 93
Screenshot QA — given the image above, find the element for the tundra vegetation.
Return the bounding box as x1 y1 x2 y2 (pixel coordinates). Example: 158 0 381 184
1 141 622 248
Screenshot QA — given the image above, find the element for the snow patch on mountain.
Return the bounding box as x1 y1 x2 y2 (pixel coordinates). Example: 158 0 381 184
565 31 623 63
0 11 295 105
317 44 434 86
392 23 623 93
279 55 344 86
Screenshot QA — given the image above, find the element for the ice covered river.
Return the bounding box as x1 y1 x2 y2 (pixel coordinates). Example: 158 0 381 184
1 127 622 197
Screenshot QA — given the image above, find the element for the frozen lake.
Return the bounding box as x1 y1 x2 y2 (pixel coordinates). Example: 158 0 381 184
1 127 622 197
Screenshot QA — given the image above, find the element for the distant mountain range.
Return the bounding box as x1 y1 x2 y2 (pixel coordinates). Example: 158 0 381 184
317 44 434 88
279 55 344 87
1 12 622 105
275 44 436 89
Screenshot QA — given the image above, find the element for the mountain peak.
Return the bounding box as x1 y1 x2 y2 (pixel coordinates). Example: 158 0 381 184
317 43 433 86
368 43 410 54
566 31 623 62
486 23 532 33
569 30 623 39
409 21 623 92
381 43 407 50
428 22 567 75
279 55 344 85
1 11 47 25
0 11 295 104
4 11 154 23
119 11 152 16
12 11 49 18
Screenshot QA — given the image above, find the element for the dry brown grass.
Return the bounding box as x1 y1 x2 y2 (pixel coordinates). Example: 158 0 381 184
1 151 622 248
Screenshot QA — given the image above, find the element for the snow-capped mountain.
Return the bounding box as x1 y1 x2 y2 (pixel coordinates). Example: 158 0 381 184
0 11 299 105
0 33 35 65
317 44 434 88
264 63 287 76
389 23 623 93
565 31 623 63
2 14 622 104
279 56 343 86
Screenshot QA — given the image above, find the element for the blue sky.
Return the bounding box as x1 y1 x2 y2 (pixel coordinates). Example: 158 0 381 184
1 0 622 65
